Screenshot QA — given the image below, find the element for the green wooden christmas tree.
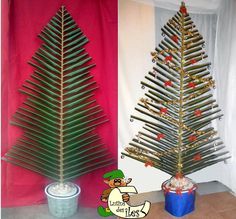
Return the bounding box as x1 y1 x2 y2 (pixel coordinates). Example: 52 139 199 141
3 6 114 184
122 2 230 177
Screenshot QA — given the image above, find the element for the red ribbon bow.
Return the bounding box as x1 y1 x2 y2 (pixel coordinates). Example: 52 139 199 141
164 187 171 195
176 188 182 195
188 187 195 195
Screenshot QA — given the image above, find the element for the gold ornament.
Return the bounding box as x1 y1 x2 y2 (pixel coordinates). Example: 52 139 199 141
177 163 183 168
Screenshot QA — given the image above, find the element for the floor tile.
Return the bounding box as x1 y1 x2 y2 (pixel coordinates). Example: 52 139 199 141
219 209 236 219
2 183 236 219
198 192 236 213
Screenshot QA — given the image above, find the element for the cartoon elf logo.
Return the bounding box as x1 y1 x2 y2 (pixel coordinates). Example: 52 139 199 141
97 169 131 217
97 169 151 218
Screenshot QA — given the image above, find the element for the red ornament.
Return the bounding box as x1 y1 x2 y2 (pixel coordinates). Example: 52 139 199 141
180 6 187 15
189 135 197 142
157 133 165 141
175 173 183 179
165 55 173 62
171 35 178 43
176 188 182 195
188 187 195 195
164 80 172 87
188 82 196 89
164 187 171 195
190 59 197 64
194 109 202 117
145 161 154 167
160 107 168 114
193 153 202 161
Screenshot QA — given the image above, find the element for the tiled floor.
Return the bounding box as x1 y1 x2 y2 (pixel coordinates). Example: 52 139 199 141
1 205 115 219
144 192 236 219
2 182 236 219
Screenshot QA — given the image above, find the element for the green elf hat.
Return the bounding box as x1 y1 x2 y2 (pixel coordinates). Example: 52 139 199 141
103 169 125 180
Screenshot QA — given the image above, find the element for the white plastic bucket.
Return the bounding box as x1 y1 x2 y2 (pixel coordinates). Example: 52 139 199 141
45 182 81 218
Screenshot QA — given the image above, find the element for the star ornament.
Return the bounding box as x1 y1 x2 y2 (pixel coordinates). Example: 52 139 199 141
188 82 196 89
175 173 183 179
165 55 173 62
145 161 154 167
157 133 165 141
171 35 178 43
193 153 202 161
194 109 202 117
180 6 187 15
189 135 197 142
164 80 172 87
160 107 168 114
190 59 197 64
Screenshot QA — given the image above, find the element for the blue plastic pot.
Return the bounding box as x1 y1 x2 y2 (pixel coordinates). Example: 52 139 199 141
162 179 197 217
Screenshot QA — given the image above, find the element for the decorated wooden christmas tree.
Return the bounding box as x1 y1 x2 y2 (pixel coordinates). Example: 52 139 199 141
122 2 230 179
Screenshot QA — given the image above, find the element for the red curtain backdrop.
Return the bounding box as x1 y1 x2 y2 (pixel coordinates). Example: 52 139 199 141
1 0 117 207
